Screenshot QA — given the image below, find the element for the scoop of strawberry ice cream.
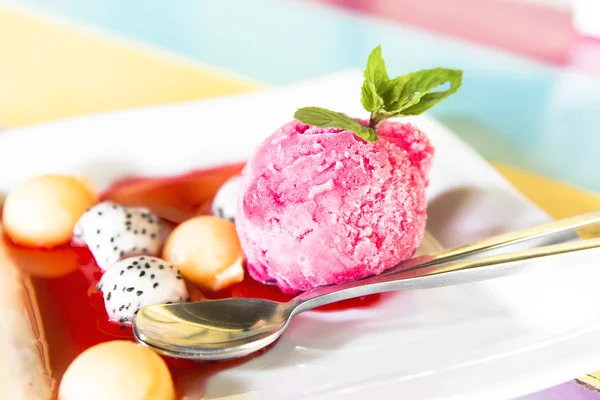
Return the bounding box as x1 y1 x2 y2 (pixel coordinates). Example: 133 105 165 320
236 119 433 294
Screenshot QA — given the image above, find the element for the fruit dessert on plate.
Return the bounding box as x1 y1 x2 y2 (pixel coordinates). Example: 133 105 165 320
0 46 461 399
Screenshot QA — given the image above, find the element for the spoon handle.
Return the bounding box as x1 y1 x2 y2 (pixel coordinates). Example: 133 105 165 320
381 210 600 277
292 237 600 313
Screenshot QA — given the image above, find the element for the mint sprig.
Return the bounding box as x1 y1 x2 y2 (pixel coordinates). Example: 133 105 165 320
294 45 463 142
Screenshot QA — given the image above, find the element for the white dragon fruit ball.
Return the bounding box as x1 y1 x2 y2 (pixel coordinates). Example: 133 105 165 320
97 256 189 324
211 176 240 222
73 201 166 270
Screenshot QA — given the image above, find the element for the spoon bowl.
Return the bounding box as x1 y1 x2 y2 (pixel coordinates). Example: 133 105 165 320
133 298 295 360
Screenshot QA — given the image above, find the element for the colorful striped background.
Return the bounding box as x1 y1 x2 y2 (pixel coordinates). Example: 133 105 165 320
1 0 600 196
0 0 599 397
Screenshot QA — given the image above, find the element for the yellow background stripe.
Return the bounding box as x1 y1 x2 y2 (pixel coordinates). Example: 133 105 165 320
0 7 258 127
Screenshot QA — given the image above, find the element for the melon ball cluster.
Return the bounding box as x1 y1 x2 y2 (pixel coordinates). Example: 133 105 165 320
1 174 245 294
1 173 245 398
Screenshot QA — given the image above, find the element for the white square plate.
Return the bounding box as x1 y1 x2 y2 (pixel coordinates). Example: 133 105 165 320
1 71 600 400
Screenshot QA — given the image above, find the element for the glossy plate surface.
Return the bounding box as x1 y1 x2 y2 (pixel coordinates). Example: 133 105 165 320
1 71 599 399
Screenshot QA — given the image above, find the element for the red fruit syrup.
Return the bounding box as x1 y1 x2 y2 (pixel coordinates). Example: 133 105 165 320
2 162 384 397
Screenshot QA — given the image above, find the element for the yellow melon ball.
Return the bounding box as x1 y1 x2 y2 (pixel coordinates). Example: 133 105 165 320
163 216 244 291
58 341 175 400
2 174 97 248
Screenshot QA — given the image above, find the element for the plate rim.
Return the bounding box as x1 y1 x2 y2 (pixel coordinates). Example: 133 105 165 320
0 70 597 400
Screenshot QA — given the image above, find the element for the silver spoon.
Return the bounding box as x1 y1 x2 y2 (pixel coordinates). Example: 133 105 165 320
133 212 600 361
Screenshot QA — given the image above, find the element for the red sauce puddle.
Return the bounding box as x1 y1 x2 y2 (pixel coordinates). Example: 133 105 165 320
2 162 385 398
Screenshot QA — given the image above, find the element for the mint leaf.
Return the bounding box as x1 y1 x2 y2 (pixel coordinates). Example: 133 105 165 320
360 81 384 113
364 45 389 92
395 91 423 113
294 107 361 130
380 81 401 111
294 107 377 142
400 90 457 115
392 68 462 115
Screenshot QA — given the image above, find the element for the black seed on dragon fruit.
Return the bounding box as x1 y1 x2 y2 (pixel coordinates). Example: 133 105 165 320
211 175 240 222
97 256 189 324
72 201 167 271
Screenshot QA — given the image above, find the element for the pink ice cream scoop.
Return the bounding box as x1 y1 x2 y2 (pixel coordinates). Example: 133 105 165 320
236 120 434 294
